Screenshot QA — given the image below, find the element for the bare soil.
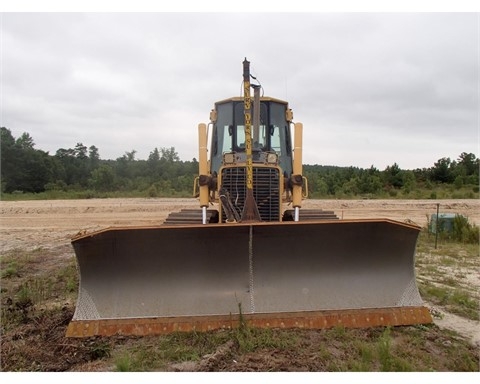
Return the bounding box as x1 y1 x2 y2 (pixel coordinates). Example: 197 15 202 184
2 198 478 253
1 198 479 372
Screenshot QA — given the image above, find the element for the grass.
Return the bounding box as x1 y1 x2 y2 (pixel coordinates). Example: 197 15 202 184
1 261 20 278
308 184 479 200
3 182 479 202
107 324 479 372
309 327 414 371
0 249 34 278
419 285 479 320
113 332 231 371
1 189 193 201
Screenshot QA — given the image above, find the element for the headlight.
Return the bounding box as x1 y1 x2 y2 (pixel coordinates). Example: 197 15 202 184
266 153 278 164
223 152 235 164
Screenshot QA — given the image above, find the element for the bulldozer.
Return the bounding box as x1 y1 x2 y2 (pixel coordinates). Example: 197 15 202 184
66 59 432 337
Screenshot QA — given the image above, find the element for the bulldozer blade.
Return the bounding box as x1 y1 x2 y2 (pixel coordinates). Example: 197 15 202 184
66 219 432 337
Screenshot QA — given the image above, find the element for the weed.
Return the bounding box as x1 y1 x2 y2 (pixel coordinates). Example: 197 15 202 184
419 284 479 320
66 277 77 293
452 215 479 244
113 347 159 372
1 295 32 328
445 349 479 371
56 262 79 294
1 261 19 278
439 256 456 266
377 328 393 371
440 275 462 288
17 283 35 307
115 353 134 372
330 325 349 340
16 277 53 305
354 343 374 371
316 344 331 361
232 304 299 353
110 331 233 371
89 341 112 360
376 328 412 371
428 214 479 244
429 308 444 319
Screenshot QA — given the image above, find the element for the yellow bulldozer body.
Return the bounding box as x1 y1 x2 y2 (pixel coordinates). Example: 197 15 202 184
66 59 432 338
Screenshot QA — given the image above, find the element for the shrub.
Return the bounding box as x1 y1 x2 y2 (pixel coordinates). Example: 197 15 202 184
452 215 479 244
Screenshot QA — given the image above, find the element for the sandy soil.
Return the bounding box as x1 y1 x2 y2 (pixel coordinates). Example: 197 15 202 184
1 198 478 252
1 198 479 346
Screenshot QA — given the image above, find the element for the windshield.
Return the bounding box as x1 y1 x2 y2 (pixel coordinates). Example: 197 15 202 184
210 99 293 176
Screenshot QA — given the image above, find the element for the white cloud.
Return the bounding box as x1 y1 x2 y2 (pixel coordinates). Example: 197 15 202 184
1 12 478 169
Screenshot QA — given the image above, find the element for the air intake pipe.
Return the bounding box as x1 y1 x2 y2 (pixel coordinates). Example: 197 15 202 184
198 123 209 223
292 122 303 221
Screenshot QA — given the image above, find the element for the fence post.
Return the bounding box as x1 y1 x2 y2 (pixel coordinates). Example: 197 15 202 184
435 203 440 249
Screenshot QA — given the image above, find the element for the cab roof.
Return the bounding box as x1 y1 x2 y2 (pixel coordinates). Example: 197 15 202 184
214 96 289 107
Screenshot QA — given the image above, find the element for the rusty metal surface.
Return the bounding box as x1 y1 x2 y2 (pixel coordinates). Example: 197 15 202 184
68 219 427 337
66 306 433 337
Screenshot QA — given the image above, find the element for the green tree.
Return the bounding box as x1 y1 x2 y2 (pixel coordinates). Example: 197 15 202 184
115 150 145 189
147 148 161 179
357 166 382 195
89 145 100 169
384 163 404 188
1 128 17 192
89 165 115 192
55 146 90 187
16 132 35 150
430 157 454 183
402 170 416 194
124 150 136 162
457 152 478 176
148 148 160 163
160 147 180 162
1 128 54 193
74 143 88 159
454 152 479 186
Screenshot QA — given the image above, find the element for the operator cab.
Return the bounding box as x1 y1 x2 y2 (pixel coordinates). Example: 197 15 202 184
209 97 294 176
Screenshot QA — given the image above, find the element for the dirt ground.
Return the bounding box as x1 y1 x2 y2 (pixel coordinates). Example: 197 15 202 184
1 198 478 253
1 198 479 372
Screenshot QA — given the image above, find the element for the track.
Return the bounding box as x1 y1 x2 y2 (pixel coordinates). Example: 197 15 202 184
163 209 219 225
283 209 339 221
163 208 339 225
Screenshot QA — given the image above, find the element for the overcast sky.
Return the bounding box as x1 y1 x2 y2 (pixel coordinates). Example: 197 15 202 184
1 11 478 170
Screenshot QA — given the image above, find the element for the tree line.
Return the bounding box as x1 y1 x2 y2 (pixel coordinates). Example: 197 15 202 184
1 127 478 199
